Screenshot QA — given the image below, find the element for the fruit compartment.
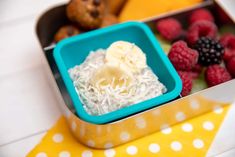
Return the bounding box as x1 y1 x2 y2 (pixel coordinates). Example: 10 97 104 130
146 2 235 96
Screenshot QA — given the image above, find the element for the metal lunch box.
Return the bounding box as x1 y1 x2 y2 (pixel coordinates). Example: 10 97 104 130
36 0 235 149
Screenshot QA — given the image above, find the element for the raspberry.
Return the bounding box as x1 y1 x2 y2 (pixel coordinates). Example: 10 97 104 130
220 34 235 49
156 18 182 41
190 64 203 79
219 34 235 62
189 9 214 25
205 65 232 87
178 71 193 96
194 37 224 66
192 64 203 73
168 41 199 71
223 49 235 62
188 72 199 80
226 56 235 77
186 20 218 46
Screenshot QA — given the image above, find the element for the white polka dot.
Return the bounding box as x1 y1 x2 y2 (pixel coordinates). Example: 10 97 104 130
82 150 93 157
152 109 160 115
104 142 113 149
161 124 172 134
175 112 186 122
52 133 63 143
193 139 204 149
203 121 214 131
104 149 116 157
190 99 200 110
87 140 95 147
213 106 223 114
120 131 130 141
36 152 47 157
126 146 138 155
181 123 193 132
135 117 146 129
148 143 160 153
59 151 70 157
71 121 76 131
171 141 182 151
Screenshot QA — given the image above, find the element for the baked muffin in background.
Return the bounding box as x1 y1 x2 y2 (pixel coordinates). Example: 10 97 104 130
66 0 105 30
54 25 80 42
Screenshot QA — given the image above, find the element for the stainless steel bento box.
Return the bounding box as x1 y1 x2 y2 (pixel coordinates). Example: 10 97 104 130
36 0 235 149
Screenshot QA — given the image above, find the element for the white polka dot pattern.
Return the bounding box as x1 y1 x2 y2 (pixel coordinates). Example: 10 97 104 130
176 112 186 122
120 131 130 141
171 141 182 151
149 143 160 153
213 106 223 114
71 121 76 131
59 151 71 157
135 117 146 129
87 140 95 147
82 150 93 157
182 123 193 132
53 133 64 143
104 149 116 157
193 139 204 149
36 152 47 157
190 99 200 110
126 146 138 155
203 121 214 131
161 124 172 134
104 142 113 149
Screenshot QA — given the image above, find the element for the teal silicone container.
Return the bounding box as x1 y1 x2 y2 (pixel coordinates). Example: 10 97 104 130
53 22 182 124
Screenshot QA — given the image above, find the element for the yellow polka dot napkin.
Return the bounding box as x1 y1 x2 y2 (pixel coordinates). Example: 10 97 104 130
27 105 230 157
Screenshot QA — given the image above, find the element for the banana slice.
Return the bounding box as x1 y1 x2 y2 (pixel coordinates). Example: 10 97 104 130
90 65 133 91
105 41 147 73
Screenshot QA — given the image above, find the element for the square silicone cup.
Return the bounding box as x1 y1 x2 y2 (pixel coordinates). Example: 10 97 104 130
53 22 182 124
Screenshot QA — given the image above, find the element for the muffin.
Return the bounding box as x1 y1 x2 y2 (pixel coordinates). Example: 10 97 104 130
54 25 80 42
66 0 105 30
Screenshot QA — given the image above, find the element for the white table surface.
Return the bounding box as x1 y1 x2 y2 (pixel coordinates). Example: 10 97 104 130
0 0 235 156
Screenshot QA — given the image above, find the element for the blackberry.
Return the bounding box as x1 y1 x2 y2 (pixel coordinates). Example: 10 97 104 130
194 37 224 66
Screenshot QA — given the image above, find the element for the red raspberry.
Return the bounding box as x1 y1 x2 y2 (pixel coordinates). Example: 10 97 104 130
220 34 235 49
205 65 232 87
219 34 235 62
186 20 218 46
189 9 214 25
192 64 203 73
190 64 203 79
226 56 235 77
223 49 235 62
168 41 199 71
156 18 182 41
178 71 193 96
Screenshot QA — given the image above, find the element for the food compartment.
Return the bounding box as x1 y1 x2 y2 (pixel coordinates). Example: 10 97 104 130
146 2 235 96
36 0 235 149
53 22 182 124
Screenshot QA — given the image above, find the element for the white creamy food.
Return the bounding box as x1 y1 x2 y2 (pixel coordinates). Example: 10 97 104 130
68 41 167 115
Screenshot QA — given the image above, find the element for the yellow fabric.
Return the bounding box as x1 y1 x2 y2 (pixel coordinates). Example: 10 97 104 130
28 105 229 157
119 0 203 22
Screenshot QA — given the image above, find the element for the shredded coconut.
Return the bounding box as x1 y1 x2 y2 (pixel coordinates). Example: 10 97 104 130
69 49 167 115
